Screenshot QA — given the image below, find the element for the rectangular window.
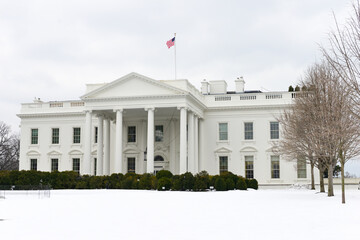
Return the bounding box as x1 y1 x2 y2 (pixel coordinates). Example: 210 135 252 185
31 129 38 144
219 123 228 141
219 156 228 173
95 127 98 143
73 158 80 173
51 158 58 172
245 156 254 179
94 158 97 176
73 128 81 144
270 122 279 139
128 126 136 143
297 159 307 178
244 122 253 140
155 125 164 142
30 158 37 171
52 128 59 144
271 155 280 178
127 157 135 173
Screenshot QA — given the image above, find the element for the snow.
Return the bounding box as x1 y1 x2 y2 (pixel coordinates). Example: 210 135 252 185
0 188 359 240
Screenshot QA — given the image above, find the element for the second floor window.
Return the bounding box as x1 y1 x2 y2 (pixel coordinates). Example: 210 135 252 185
270 122 279 139
219 123 228 141
73 128 81 144
94 127 98 143
244 122 253 140
155 125 164 142
52 128 59 144
128 126 136 142
31 129 38 144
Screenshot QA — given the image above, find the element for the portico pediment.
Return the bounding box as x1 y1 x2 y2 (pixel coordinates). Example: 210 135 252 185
81 72 186 100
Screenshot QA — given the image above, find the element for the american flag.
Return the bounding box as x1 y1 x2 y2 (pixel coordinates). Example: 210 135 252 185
166 37 175 48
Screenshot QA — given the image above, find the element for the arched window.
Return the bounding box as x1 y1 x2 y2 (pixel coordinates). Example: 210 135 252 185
154 155 164 161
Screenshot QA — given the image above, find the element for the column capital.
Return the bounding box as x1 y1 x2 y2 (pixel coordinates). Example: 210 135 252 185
84 110 92 114
177 106 188 111
113 109 123 113
96 113 105 118
144 107 155 112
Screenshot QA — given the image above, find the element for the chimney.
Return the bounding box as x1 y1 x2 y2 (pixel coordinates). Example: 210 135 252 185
235 76 245 93
201 80 209 95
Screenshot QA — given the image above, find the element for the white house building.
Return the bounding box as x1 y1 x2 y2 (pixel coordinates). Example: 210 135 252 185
18 72 315 185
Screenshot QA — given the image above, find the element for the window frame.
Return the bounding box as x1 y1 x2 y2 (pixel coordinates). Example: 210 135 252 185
52 128 59 144
94 127 98 144
31 128 38 145
72 158 80 173
127 157 136 173
297 158 307 178
271 155 280 179
245 155 254 179
51 158 59 172
73 127 81 144
244 122 254 140
127 126 136 143
155 125 164 142
219 156 228 174
218 122 228 141
270 122 279 140
30 158 37 171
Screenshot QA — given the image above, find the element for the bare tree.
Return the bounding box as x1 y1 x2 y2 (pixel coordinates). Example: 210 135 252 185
276 61 359 199
0 121 19 170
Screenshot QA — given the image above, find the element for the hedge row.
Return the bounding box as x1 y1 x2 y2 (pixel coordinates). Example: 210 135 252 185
0 170 258 191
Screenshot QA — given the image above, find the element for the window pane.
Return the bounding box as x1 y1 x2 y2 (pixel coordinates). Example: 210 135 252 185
94 158 97 175
95 127 98 143
30 158 37 171
245 155 254 179
297 159 307 178
271 155 280 178
73 158 80 173
219 123 228 141
128 126 136 142
31 129 38 144
244 122 253 140
51 158 58 172
52 128 59 144
127 158 135 173
270 122 279 139
219 156 228 173
155 125 164 142
73 128 81 144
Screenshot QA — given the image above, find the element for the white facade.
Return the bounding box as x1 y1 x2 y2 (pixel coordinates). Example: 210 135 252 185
18 72 317 185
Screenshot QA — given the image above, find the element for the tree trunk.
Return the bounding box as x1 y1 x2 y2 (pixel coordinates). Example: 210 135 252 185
341 159 345 204
310 162 315 190
319 168 325 192
327 164 334 197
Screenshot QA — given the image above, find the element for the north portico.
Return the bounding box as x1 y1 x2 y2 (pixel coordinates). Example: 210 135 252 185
18 72 317 185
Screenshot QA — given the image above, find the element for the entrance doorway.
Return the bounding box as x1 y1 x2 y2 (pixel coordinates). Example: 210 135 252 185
154 155 165 174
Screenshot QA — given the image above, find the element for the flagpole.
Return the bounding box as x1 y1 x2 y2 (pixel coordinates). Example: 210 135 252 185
174 33 177 80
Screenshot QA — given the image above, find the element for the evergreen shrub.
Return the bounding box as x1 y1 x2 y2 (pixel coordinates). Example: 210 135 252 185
157 177 172 191
215 177 226 191
156 170 173 179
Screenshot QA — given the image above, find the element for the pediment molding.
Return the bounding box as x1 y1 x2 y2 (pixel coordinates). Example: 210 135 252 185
81 72 186 99
240 146 258 152
214 146 232 153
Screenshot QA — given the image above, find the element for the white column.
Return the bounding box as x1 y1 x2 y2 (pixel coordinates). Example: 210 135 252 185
199 118 204 171
114 109 123 174
170 119 176 174
83 110 92 175
146 108 155 174
96 114 104 176
179 107 187 174
104 118 110 175
194 115 199 173
188 111 195 174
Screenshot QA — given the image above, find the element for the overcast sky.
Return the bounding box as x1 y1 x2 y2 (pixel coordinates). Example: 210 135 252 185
1 0 359 174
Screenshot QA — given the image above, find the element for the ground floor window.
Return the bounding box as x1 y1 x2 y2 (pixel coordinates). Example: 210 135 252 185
30 158 37 171
73 158 80 173
245 156 254 179
271 155 280 178
219 156 228 173
127 158 135 173
51 158 58 172
94 158 97 176
297 159 307 178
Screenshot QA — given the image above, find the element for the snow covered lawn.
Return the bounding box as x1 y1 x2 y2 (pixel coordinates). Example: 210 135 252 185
0 189 359 240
